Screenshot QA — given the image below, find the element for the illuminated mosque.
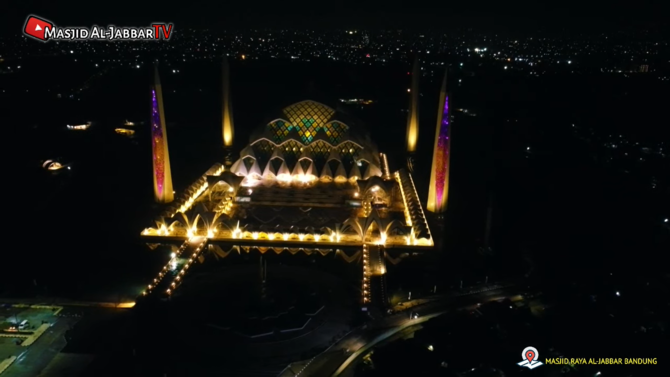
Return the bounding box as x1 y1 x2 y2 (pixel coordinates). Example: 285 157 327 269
141 58 453 305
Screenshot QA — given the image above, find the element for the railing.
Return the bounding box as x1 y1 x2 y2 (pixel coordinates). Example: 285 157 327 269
141 236 207 297
362 244 372 304
395 169 432 244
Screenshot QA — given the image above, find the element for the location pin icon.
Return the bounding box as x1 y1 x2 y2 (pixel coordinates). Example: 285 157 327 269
526 351 535 363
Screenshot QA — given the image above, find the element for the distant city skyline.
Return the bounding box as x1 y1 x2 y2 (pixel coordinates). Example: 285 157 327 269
2 2 669 35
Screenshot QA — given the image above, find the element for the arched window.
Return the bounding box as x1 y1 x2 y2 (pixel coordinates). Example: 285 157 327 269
251 139 275 161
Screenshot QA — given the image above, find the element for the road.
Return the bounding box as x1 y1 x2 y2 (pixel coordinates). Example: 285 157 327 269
286 285 519 377
0 298 135 308
331 311 446 376
1 318 75 377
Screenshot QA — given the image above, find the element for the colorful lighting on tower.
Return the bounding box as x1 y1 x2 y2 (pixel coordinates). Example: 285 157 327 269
151 65 174 203
427 68 451 213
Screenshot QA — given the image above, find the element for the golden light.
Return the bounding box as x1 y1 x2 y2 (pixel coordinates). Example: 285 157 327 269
115 128 135 136
268 233 276 240
298 234 305 241
283 233 289 241
252 232 259 240
241 54 246 60
277 174 292 182
313 234 320 242
207 229 214 238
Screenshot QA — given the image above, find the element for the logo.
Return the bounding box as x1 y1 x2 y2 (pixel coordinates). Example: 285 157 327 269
518 346 544 369
22 14 173 42
24 15 53 41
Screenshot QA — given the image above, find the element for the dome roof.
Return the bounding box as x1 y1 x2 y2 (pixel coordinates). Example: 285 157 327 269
249 100 371 150
233 100 382 180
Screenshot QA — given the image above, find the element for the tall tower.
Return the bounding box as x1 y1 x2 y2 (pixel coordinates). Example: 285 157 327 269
222 56 235 165
427 68 451 213
406 56 420 156
151 65 174 203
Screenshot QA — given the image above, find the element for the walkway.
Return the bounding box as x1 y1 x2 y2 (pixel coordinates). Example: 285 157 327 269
142 236 207 298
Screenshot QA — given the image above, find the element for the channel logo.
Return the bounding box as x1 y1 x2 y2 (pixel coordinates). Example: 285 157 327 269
24 15 54 42
518 346 544 369
21 14 174 42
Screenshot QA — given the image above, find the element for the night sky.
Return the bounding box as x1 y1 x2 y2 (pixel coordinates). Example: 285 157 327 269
1 0 667 35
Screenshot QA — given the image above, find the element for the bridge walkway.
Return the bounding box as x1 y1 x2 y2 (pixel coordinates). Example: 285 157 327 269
142 236 208 298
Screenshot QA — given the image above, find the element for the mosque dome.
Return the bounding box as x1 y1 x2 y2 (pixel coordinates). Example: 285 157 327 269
231 100 382 181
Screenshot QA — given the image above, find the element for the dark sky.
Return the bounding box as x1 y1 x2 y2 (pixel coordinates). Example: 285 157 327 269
1 0 667 35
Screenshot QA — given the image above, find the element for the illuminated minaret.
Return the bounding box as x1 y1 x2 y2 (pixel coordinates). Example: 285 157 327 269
222 56 235 165
406 56 420 157
427 68 451 213
150 65 174 203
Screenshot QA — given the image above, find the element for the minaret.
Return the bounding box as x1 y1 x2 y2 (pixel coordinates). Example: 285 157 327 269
151 65 174 203
405 56 420 170
222 56 235 166
427 68 451 213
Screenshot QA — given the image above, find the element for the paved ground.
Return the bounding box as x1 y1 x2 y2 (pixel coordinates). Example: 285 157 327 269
1 318 77 377
0 306 64 374
0 307 58 330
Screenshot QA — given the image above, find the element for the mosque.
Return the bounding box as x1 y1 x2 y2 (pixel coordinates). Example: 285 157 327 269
140 57 452 304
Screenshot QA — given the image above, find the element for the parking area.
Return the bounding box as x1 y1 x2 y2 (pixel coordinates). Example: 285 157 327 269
0 332 24 360
1 306 59 330
0 305 60 358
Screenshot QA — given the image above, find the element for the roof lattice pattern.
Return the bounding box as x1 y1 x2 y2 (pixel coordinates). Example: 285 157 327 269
283 101 335 130
264 101 349 145
269 120 293 143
